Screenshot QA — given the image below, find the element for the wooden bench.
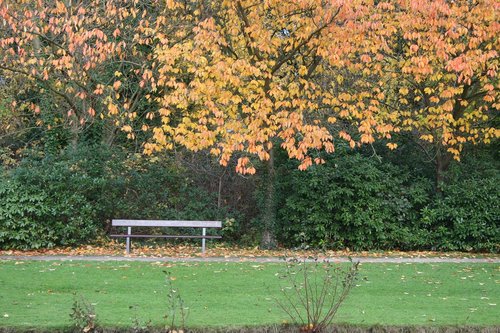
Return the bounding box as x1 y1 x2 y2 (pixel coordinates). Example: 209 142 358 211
110 219 222 254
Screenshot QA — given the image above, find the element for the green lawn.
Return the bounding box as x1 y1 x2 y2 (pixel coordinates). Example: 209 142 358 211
0 260 498 329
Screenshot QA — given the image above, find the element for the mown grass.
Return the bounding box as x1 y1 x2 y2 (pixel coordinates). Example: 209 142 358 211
0 261 498 330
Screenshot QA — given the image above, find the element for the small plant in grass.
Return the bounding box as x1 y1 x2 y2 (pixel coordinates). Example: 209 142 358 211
163 271 189 332
275 257 359 333
129 305 152 333
70 295 98 333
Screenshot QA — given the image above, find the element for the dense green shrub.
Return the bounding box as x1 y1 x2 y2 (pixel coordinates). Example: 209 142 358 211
417 146 500 252
1 140 497 251
0 173 98 249
274 144 499 252
0 147 107 249
421 177 499 252
276 153 432 251
0 145 231 249
0 177 55 249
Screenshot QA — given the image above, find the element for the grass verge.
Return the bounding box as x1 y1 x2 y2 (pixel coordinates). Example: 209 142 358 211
0 324 499 333
0 261 498 329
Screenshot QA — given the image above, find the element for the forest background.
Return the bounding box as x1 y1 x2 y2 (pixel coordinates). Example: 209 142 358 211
0 0 498 253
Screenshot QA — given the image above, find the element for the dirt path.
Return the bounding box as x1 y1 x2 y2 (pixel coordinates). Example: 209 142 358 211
1 255 498 263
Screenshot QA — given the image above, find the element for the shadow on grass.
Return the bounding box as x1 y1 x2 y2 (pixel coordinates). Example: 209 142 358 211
0 325 499 333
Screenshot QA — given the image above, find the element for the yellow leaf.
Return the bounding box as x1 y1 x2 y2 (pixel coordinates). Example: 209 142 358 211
55 1 66 13
429 96 439 103
108 103 119 115
420 134 434 143
122 125 132 132
387 142 398 150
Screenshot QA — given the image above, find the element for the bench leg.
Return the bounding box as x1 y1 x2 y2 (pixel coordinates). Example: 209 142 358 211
126 227 131 254
202 227 206 254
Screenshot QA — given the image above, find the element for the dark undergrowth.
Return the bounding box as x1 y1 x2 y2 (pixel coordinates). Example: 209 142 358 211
0 325 499 333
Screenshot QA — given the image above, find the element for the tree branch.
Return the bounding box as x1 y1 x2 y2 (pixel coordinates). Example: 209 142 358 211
271 7 341 75
0 64 82 116
234 1 263 62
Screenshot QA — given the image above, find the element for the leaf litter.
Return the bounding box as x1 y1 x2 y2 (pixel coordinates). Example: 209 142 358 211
1 241 497 259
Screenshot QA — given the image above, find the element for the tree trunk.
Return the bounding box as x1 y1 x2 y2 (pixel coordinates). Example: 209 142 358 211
69 113 80 148
435 149 452 194
217 169 227 209
261 147 277 249
102 119 118 147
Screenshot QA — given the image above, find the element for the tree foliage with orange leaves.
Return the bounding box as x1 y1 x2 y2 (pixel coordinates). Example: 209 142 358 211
345 0 499 187
2 0 497 175
145 0 499 179
0 0 167 147
145 0 401 174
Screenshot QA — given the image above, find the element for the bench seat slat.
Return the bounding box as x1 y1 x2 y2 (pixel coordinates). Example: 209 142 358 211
112 219 222 228
110 234 222 239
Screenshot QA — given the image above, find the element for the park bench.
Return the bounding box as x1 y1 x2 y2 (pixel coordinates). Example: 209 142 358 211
110 219 222 254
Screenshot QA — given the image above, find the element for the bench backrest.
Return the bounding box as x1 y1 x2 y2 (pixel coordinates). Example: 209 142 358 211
112 219 222 228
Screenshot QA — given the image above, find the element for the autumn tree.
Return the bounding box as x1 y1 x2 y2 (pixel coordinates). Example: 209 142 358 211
0 0 167 152
146 0 399 246
347 0 499 191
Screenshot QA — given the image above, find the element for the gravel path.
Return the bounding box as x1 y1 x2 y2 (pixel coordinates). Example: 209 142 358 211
1 255 499 263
